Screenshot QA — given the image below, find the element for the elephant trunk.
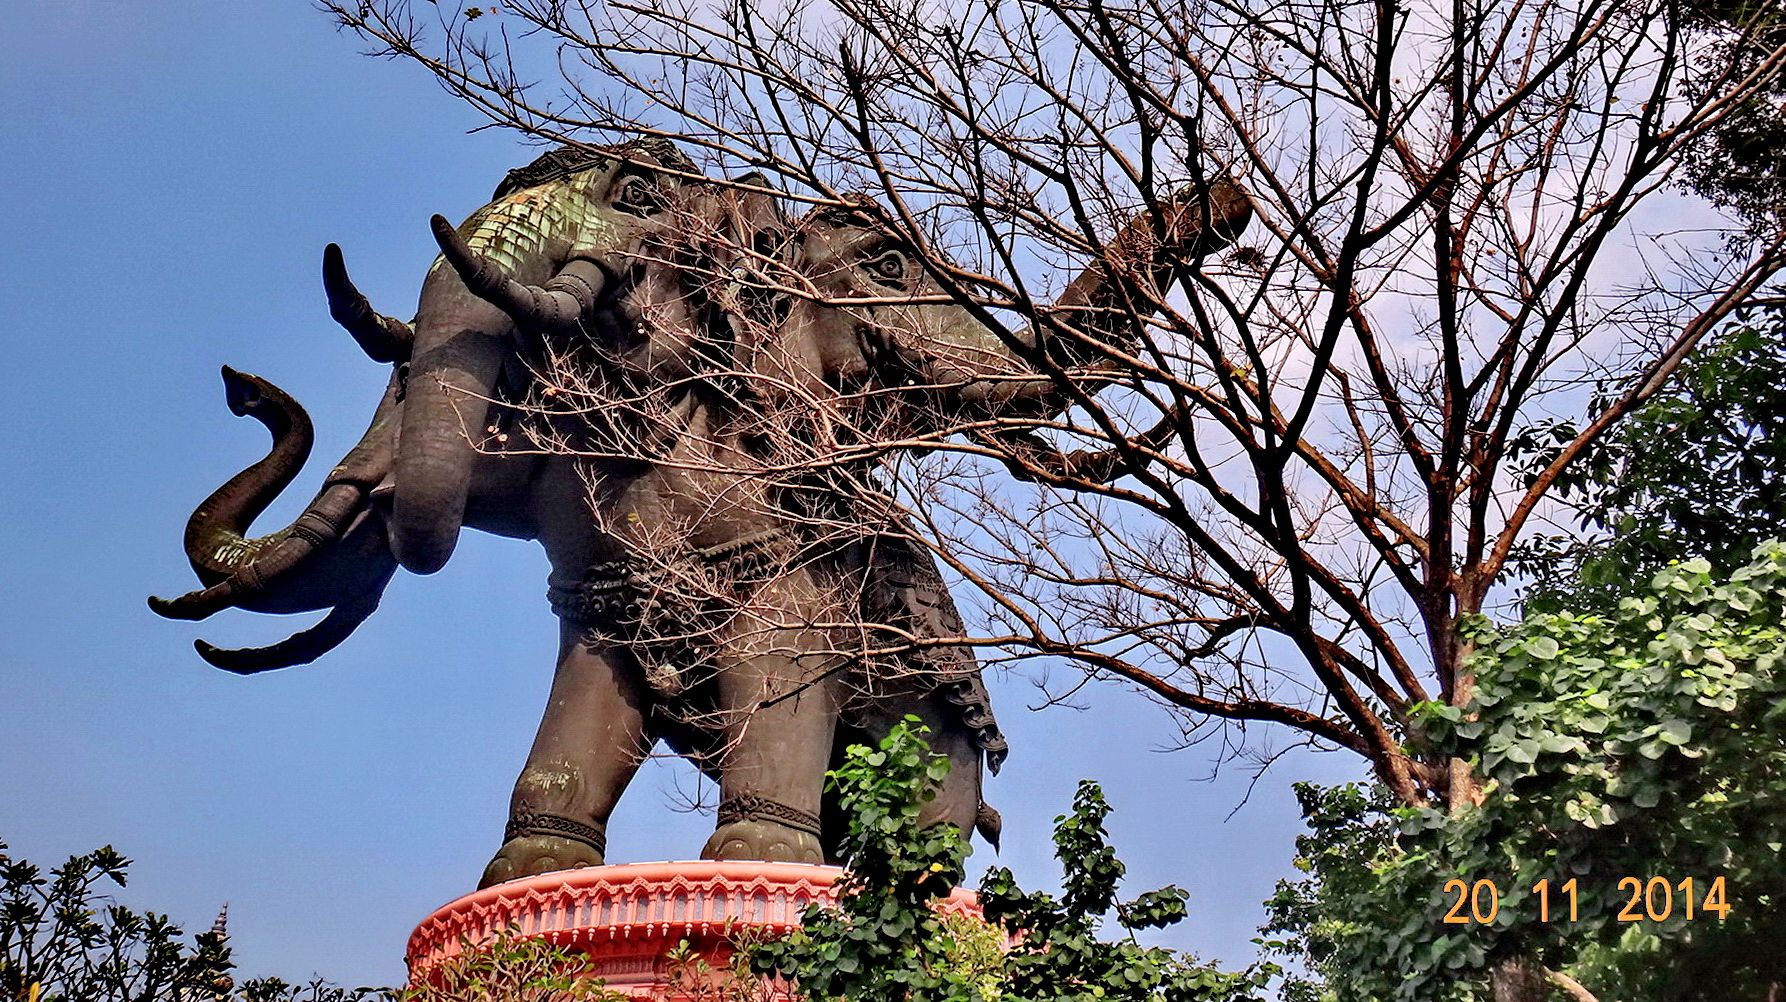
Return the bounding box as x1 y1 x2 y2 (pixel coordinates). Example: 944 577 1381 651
1051 176 1254 346
953 176 1254 418
388 252 513 574
151 367 378 621
174 367 315 584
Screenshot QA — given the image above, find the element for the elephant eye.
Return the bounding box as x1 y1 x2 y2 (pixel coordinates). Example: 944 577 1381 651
613 175 667 217
861 248 912 289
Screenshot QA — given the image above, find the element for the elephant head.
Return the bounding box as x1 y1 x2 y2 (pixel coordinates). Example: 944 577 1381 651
392 139 698 573
151 141 710 668
774 179 1255 425
148 247 411 673
152 147 1245 883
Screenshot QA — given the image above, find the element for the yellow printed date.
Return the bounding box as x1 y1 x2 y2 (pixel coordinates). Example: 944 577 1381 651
1439 876 1731 924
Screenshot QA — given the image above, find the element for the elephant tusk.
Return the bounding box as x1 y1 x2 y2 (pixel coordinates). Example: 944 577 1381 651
194 584 388 674
428 214 610 343
150 577 246 621
324 243 414 363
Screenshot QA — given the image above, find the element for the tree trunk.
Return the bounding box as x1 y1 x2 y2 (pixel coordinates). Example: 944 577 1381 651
1489 957 1551 1002
1449 645 1558 1002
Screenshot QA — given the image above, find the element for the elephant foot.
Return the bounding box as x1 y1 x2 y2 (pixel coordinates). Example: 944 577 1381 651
701 821 823 863
479 834 604 887
702 797 824 863
478 813 607 888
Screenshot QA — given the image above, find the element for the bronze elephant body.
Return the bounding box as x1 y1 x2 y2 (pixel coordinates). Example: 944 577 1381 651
154 141 1247 887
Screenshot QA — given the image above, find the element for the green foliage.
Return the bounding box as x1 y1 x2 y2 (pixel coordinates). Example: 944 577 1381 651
399 933 618 1002
1 839 232 1002
749 719 1271 1002
1264 546 1786 1000
661 935 805 1002
746 718 990 1002
1680 0 1786 229
978 782 1274 1002
1258 784 1401 1002
0 839 385 1002
241 980 390 1002
1517 314 1786 611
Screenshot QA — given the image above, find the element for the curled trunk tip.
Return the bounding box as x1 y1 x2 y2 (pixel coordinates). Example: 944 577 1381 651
162 369 314 588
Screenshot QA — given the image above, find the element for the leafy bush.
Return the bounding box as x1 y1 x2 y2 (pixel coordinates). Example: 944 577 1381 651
978 782 1273 1002
749 719 1273 1002
400 933 618 1002
746 720 1008 1002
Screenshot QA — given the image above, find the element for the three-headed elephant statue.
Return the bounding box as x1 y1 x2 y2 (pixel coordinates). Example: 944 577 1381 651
153 140 1250 888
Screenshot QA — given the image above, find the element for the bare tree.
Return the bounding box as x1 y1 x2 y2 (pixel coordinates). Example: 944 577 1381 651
321 0 1785 993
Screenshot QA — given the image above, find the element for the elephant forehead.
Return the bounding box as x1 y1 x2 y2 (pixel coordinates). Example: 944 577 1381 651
427 172 629 278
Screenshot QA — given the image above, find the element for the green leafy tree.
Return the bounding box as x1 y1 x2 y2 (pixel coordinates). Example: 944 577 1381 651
1264 547 1786 1001
0 840 240 1002
0 839 608 1002
1257 784 1401 1002
1683 0 1786 230
749 720 1272 1002
1269 315 1786 1001
1517 312 1786 610
977 782 1274 1002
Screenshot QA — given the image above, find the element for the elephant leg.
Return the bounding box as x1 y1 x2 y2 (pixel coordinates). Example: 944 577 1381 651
480 623 650 888
699 576 840 864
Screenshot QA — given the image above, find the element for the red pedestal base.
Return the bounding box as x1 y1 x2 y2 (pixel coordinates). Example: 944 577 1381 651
406 861 980 998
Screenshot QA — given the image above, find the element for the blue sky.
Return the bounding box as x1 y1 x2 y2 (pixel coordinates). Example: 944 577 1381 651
0 2 1363 988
